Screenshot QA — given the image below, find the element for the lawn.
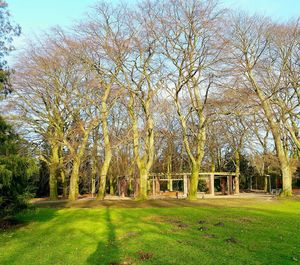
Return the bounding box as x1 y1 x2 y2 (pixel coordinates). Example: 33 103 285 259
0 198 300 265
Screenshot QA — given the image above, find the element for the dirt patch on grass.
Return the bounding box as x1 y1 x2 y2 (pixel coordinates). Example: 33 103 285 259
143 215 182 223
162 217 189 230
162 217 183 224
198 226 209 231
239 217 254 223
177 239 194 245
214 222 225 227
142 215 164 223
119 231 139 240
202 234 217 239
225 236 240 244
144 215 189 229
137 251 153 261
177 223 188 228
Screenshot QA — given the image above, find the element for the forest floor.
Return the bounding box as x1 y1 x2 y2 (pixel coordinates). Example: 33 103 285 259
0 197 300 265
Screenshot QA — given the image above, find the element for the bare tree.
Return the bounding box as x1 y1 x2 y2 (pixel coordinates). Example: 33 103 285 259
226 13 297 196
151 0 225 199
12 35 77 199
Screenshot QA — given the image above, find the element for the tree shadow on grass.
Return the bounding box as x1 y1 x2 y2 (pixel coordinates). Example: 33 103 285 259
0 207 65 265
0 205 60 233
87 207 121 265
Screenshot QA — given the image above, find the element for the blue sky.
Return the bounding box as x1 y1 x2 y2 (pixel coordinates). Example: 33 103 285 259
6 0 300 65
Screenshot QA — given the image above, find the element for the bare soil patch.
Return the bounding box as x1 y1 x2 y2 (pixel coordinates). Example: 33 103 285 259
225 236 240 244
202 234 217 239
137 251 153 261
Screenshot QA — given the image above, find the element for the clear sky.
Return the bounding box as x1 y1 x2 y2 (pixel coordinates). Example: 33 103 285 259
6 0 300 65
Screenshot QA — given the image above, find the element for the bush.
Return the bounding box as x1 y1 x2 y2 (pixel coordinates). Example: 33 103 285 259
198 179 208 192
0 116 37 217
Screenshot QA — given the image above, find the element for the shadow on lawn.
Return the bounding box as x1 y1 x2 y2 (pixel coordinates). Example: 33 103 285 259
87 207 120 265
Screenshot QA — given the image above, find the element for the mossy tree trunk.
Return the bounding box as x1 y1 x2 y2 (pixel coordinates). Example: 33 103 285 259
60 167 67 198
167 154 172 191
58 146 67 198
248 72 293 196
69 156 80 201
49 144 59 200
68 124 94 201
109 177 114 195
235 150 240 194
128 93 154 200
175 94 206 200
97 90 113 200
189 163 200 200
91 126 99 198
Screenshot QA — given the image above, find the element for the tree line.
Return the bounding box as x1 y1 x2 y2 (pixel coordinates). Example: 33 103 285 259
2 0 300 201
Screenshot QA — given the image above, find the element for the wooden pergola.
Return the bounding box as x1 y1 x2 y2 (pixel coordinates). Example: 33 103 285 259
116 172 238 198
148 172 238 197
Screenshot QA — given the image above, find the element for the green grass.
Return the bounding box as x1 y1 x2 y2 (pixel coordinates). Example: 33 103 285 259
1 198 300 265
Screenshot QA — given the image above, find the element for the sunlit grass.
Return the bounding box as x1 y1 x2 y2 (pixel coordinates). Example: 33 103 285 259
1 198 300 265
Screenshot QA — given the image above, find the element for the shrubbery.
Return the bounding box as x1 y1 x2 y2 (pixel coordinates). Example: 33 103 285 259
0 116 37 217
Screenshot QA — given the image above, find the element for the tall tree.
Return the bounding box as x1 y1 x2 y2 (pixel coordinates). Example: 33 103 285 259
152 0 225 199
0 116 37 217
0 0 21 96
226 14 296 196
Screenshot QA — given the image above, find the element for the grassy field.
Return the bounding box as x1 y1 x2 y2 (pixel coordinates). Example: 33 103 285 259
0 197 300 265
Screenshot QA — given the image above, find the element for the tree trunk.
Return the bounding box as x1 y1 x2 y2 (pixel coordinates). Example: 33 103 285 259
91 128 99 198
109 177 114 195
68 157 80 201
249 73 293 196
235 150 240 194
167 154 172 191
280 161 293 196
49 165 58 200
128 93 154 201
97 102 112 200
136 167 148 200
57 145 67 198
264 176 268 192
91 152 96 197
97 159 111 200
91 178 96 197
49 144 59 200
188 163 199 200
67 123 94 201
61 169 67 198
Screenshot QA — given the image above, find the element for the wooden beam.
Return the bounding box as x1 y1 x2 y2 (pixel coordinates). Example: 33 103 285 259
183 174 188 197
210 173 215 196
152 176 155 196
229 175 233 195
148 172 236 177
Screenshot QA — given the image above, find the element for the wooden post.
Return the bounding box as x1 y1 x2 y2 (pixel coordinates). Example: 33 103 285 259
120 177 125 198
134 178 139 198
210 173 215 195
235 173 240 194
183 174 188 197
152 176 155 195
226 176 230 195
91 178 95 198
117 177 120 196
229 175 233 195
